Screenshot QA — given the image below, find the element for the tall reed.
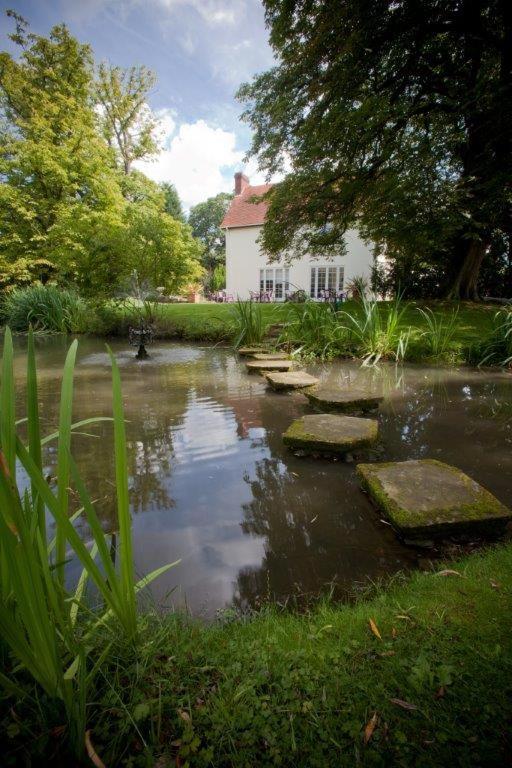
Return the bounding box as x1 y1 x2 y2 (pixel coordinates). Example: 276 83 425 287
230 299 271 347
0 328 177 756
416 306 459 359
279 301 350 359
467 309 512 368
340 294 410 365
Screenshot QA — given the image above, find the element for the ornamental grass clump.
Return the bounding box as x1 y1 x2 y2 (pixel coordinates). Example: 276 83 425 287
0 328 176 758
340 294 411 365
1 283 87 333
279 301 350 359
416 307 459 360
467 309 512 368
230 299 271 347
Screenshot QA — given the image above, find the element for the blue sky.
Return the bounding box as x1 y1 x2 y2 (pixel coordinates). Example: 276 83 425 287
0 0 275 206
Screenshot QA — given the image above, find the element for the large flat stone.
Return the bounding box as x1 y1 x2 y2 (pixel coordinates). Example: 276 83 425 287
304 386 383 413
357 459 511 538
238 346 270 356
283 413 378 455
246 359 295 373
251 352 290 361
265 371 319 391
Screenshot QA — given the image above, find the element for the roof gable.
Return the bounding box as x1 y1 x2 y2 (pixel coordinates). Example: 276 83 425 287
221 183 273 228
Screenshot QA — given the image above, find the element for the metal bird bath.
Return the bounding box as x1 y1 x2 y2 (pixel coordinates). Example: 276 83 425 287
128 320 154 360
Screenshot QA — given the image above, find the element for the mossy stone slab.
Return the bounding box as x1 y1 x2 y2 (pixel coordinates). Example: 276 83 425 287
357 459 511 538
238 346 270 356
246 359 295 373
251 352 290 361
265 371 319 391
304 386 383 413
283 414 378 455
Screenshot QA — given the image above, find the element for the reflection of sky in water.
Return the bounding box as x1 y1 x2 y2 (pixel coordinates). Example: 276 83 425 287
8 336 512 618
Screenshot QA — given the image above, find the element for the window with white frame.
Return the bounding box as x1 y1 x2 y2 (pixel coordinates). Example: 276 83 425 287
310 266 344 298
259 267 290 299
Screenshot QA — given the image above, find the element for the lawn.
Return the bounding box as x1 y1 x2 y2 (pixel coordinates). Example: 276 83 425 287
6 543 511 765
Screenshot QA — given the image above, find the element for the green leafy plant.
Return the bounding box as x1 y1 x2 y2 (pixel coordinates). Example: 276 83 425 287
279 300 349 359
416 307 459 359
230 300 271 347
465 309 512 368
0 328 176 757
1 284 88 333
340 294 410 365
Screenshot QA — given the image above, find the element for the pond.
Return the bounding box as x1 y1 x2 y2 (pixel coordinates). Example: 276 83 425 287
11 336 512 618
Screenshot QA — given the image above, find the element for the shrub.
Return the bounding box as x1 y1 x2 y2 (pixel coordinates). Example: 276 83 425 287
1 284 87 333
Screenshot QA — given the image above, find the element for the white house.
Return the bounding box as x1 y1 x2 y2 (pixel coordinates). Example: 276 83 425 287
221 172 374 300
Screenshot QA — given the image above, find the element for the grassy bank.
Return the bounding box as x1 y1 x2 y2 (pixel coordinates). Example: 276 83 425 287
3 285 507 364
92 298 496 345
4 543 512 766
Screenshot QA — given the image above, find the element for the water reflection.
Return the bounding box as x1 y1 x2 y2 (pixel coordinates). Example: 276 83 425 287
9 336 512 617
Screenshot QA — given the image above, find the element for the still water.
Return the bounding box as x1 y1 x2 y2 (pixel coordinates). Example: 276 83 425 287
11 336 512 617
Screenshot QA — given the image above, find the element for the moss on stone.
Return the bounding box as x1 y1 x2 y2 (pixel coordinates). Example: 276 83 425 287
265 371 319 391
251 352 290 361
283 414 378 455
304 387 383 413
238 346 271 356
357 459 511 538
246 359 294 373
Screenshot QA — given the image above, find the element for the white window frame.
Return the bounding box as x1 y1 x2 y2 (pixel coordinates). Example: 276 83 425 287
259 267 290 300
310 266 345 298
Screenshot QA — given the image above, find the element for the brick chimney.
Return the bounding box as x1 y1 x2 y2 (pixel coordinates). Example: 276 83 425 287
234 171 249 195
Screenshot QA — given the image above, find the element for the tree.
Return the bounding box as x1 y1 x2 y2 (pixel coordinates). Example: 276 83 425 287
0 13 125 273
0 14 202 300
188 192 232 282
161 182 185 222
96 62 158 174
238 0 512 300
121 204 203 293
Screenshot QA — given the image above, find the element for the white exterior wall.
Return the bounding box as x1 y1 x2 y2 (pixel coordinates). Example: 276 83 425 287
225 225 374 299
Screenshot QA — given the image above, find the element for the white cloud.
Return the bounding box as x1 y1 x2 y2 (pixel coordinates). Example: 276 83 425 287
154 108 177 148
155 0 238 25
135 118 244 207
134 107 290 209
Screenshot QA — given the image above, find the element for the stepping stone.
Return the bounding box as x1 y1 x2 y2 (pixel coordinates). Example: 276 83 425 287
250 352 290 360
265 371 319 391
357 459 511 538
304 386 383 413
283 413 378 455
246 359 295 373
238 346 270 356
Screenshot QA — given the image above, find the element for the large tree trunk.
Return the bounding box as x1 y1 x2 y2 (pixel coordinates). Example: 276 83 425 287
447 239 487 300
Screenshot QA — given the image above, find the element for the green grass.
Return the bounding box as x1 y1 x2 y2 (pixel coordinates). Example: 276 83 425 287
91 299 496 349
3 543 511 765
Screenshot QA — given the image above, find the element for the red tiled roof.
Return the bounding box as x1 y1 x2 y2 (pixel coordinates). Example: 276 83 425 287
220 183 273 228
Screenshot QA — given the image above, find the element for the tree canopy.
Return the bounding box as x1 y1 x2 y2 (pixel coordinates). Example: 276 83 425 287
161 182 185 222
188 192 232 286
238 0 512 299
96 63 158 175
0 13 202 297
